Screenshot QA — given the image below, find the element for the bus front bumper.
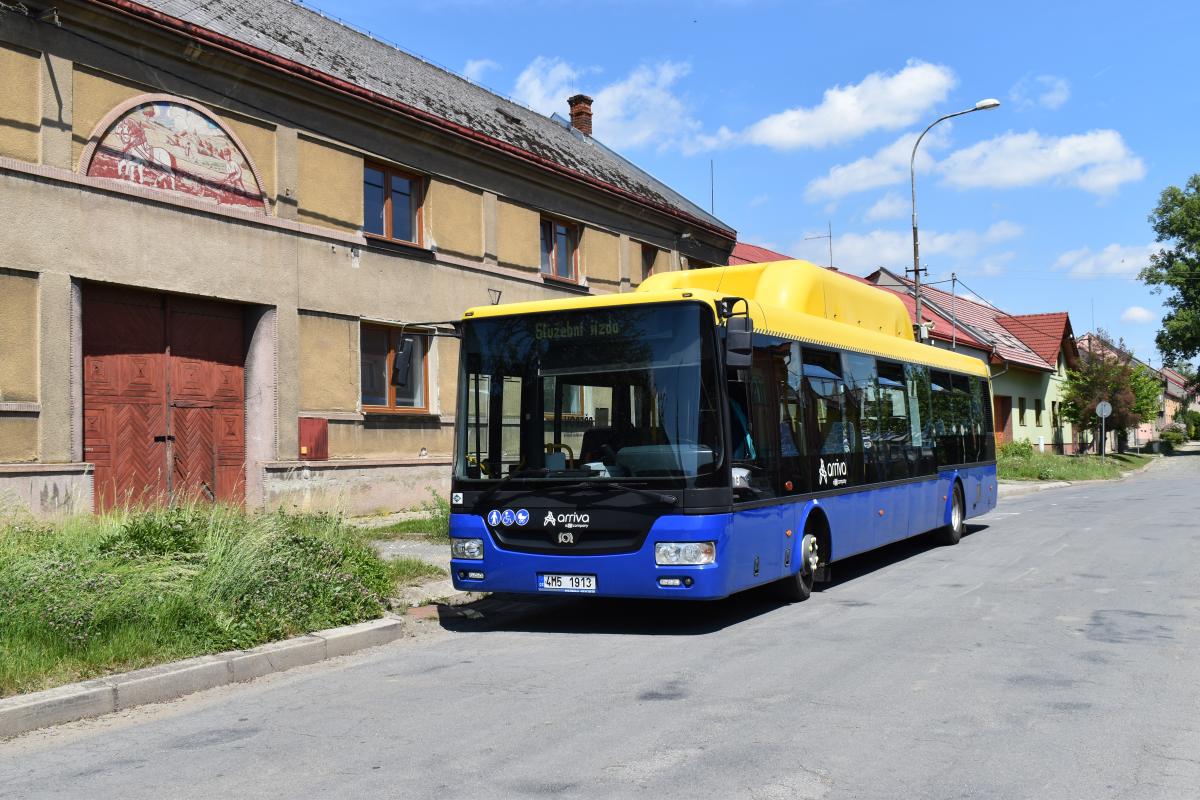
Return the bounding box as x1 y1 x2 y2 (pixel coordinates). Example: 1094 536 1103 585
448 513 734 600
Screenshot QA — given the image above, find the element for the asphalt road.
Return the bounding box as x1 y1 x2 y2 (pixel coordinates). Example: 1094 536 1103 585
4 452 1199 799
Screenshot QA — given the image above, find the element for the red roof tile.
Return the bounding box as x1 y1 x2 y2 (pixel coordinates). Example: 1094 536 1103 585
995 312 1073 367
729 242 795 265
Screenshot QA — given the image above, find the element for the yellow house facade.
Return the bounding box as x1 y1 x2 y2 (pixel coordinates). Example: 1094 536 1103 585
0 0 735 516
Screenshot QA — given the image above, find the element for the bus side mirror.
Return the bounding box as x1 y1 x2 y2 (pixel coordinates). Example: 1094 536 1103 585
725 316 753 370
391 337 414 387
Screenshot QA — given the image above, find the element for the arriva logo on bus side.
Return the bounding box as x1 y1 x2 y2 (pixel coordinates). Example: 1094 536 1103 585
818 457 849 487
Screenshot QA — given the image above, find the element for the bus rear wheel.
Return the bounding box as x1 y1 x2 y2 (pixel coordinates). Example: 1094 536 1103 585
775 531 819 602
933 483 965 546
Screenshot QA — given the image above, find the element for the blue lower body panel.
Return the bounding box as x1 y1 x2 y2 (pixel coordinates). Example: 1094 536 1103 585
449 464 999 600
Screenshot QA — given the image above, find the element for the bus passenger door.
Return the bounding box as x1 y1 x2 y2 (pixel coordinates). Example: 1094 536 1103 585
727 341 796 583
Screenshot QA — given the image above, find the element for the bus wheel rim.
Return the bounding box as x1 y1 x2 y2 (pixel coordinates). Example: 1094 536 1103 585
802 533 818 574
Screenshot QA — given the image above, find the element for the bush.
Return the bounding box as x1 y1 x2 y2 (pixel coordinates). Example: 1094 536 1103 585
998 439 1035 459
0 506 404 696
1160 428 1186 452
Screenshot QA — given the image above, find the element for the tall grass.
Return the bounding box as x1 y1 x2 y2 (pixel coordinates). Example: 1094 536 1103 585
997 440 1152 481
0 505 436 697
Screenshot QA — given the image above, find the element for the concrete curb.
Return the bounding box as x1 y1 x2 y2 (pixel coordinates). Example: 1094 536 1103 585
998 455 1159 499
0 616 406 740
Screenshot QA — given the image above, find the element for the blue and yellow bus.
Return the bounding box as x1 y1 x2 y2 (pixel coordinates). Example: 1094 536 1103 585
445 260 997 601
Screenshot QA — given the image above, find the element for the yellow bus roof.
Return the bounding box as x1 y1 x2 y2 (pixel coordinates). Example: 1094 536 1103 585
463 260 989 378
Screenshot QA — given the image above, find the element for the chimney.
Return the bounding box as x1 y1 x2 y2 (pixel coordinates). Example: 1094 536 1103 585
568 94 593 136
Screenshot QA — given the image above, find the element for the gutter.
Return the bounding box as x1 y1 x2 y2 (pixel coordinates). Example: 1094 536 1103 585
79 0 737 242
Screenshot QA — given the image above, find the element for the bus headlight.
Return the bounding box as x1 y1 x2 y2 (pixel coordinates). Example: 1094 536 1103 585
451 538 484 560
655 541 716 566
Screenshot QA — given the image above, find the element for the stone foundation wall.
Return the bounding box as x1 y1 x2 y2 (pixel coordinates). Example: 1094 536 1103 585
262 459 450 516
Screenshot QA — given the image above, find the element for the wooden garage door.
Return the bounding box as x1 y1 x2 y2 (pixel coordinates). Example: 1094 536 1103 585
83 286 245 511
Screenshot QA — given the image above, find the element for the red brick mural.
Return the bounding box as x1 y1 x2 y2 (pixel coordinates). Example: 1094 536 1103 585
86 101 266 211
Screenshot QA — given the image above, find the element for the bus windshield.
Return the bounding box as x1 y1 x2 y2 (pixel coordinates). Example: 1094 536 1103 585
456 303 723 487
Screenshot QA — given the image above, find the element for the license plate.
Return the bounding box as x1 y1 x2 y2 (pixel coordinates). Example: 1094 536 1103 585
538 573 597 594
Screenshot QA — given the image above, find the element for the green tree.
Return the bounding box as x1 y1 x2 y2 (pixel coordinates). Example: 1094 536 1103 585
1140 174 1200 385
1060 333 1147 454
1130 364 1164 423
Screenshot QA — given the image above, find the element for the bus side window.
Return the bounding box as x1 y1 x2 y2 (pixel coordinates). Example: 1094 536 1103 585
977 378 996 461
783 343 808 493
929 370 959 466
801 347 850 491
876 360 912 481
951 374 973 462
905 364 936 476
842 352 879 485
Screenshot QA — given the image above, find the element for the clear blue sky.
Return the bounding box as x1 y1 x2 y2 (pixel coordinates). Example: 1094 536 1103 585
314 0 1198 365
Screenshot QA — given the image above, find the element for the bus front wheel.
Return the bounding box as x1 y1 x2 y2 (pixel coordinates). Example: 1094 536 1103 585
775 531 819 602
933 483 965 546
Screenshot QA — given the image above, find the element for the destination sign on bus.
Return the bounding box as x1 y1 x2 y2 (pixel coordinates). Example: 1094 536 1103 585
535 317 621 340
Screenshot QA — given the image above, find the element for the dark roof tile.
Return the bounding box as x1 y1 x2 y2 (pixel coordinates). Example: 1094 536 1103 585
130 0 734 236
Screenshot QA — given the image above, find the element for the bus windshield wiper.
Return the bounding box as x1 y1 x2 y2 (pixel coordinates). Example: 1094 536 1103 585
477 467 549 503
540 481 677 505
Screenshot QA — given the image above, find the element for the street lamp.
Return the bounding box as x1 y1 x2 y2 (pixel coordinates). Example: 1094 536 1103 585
910 98 1000 341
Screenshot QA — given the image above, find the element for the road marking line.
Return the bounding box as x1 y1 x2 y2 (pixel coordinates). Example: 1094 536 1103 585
954 582 983 597
1009 567 1037 583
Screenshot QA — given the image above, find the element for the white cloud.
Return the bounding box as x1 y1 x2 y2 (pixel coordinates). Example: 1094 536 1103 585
978 250 1017 277
1009 74 1071 111
865 192 908 221
806 128 950 201
511 57 702 150
1120 305 1156 323
513 56 585 115
939 129 1145 196
790 221 1022 274
463 58 499 83
743 61 957 150
748 194 770 208
1054 242 1157 277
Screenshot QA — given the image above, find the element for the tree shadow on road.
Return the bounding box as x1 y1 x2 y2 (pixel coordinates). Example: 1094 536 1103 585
432 523 989 636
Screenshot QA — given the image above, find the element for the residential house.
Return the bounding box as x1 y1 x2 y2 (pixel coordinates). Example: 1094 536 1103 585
0 0 735 517
868 268 1079 453
1075 333 1193 449
1161 366 1191 427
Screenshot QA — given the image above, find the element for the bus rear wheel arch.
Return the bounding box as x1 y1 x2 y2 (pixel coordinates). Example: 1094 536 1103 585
932 480 965 546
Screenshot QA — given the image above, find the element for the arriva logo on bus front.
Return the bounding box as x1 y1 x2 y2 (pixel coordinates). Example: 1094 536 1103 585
543 511 591 529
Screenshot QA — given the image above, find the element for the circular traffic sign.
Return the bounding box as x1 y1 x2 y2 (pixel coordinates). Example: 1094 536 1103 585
1097 400 1113 419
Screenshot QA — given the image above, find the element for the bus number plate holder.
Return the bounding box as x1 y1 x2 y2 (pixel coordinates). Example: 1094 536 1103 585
538 573 596 594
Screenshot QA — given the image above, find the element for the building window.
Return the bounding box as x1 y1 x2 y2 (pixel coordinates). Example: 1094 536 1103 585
360 323 428 412
540 218 579 281
1051 400 1060 428
1035 399 1043 426
1018 397 1027 426
364 163 422 244
641 244 658 281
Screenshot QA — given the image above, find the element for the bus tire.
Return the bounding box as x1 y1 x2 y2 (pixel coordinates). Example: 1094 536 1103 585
933 483 965 546
774 528 819 603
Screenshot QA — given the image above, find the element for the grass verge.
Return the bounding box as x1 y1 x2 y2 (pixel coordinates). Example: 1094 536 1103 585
368 489 451 540
0 506 442 698
997 448 1152 481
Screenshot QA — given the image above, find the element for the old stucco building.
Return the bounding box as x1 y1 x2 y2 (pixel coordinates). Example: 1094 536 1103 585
0 0 735 516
